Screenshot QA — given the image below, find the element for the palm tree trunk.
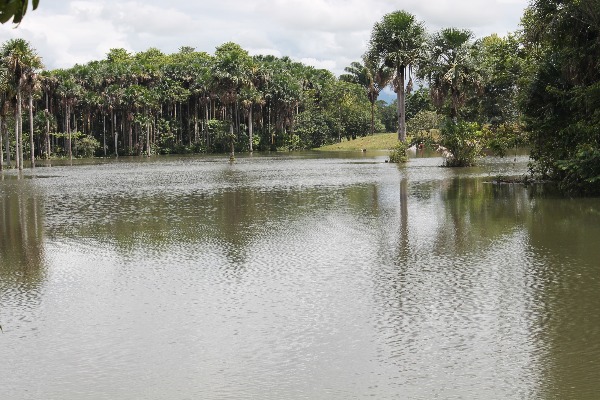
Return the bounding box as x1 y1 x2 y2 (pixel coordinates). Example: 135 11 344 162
370 101 375 136
45 117 50 159
0 116 3 171
397 67 406 142
17 87 24 170
45 93 50 159
249 106 253 153
113 111 118 158
29 94 35 168
5 119 10 166
128 112 133 154
15 96 20 170
194 97 198 144
146 120 151 157
66 103 72 160
229 112 235 160
103 114 106 157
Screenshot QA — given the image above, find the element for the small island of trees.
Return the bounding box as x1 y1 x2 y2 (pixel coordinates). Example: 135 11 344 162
0 0 599 194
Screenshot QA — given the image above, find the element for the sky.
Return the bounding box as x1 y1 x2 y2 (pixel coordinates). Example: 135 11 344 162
0 0 529 76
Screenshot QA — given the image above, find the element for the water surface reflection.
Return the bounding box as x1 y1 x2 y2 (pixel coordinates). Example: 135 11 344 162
0 154 599 399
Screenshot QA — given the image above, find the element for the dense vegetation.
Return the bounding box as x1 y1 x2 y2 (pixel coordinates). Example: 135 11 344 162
520 0 600 194
0 41 376 168
0 0 599 194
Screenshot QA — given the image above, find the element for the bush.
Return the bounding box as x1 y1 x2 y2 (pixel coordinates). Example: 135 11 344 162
485 123 527 157
556 144 600 195
74 134 100 158
388 141 409 163
407 110 442 146
440 120 485 167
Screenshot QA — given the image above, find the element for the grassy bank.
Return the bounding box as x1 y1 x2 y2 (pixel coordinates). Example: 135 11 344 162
316 133 398 151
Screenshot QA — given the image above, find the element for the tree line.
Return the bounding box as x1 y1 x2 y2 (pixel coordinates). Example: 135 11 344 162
0 40 376 169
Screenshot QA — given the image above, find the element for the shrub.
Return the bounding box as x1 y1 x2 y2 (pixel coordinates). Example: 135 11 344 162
389 141 409 163
440 120 485 166
485 123 527 157
407 110 442 146
74 134 100 158
556 144 600 195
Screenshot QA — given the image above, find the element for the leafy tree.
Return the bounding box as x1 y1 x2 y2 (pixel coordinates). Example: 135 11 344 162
0 0 38 24
475 34 523 126
521 0 600 194
0 39 386 159
367 10 427 142
405 87 433 121
407 110 442 145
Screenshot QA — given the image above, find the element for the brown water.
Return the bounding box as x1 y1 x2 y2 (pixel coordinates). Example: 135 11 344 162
1 152 599 399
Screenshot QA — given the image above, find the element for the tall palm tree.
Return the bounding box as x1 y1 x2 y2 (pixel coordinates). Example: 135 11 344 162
419 28 481 119
367 10 426 142
340 59 393 135
55 71 82 160
23 70 40 167
212 42 252 157
1 38 43 169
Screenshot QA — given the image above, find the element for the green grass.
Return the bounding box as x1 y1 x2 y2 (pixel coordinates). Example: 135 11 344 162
316 133 399 152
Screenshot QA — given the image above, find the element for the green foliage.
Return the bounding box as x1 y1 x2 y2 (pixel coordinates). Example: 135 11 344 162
406 88 433 121
0 0 38 24
419 28 481 119
474 34 523 126
407 110 442 145
520 0 600 193
556 145 600 194
388 141 409 163
440 120 485 167
380 100 398 132
74 134 100 158
484 123 526 157
205 119 230 153
293 101 332 149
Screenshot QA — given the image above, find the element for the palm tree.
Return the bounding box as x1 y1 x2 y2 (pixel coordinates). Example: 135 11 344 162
23 70 40 167
1 38 43 169
342 56 394 136
0 64 9 170
212 42 252 158
367 10 426 142
55 71 82 160
419 28 481 119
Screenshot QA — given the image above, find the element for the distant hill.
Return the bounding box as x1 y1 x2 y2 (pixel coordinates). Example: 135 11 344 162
378 90 395 104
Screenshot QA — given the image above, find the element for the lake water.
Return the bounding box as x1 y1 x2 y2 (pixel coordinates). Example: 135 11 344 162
1 152 600 399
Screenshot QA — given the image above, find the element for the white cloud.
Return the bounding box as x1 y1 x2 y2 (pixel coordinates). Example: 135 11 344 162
299 57 337 71
0 0 529 74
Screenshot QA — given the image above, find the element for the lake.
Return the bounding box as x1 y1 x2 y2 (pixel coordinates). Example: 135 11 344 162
1 151 600 399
